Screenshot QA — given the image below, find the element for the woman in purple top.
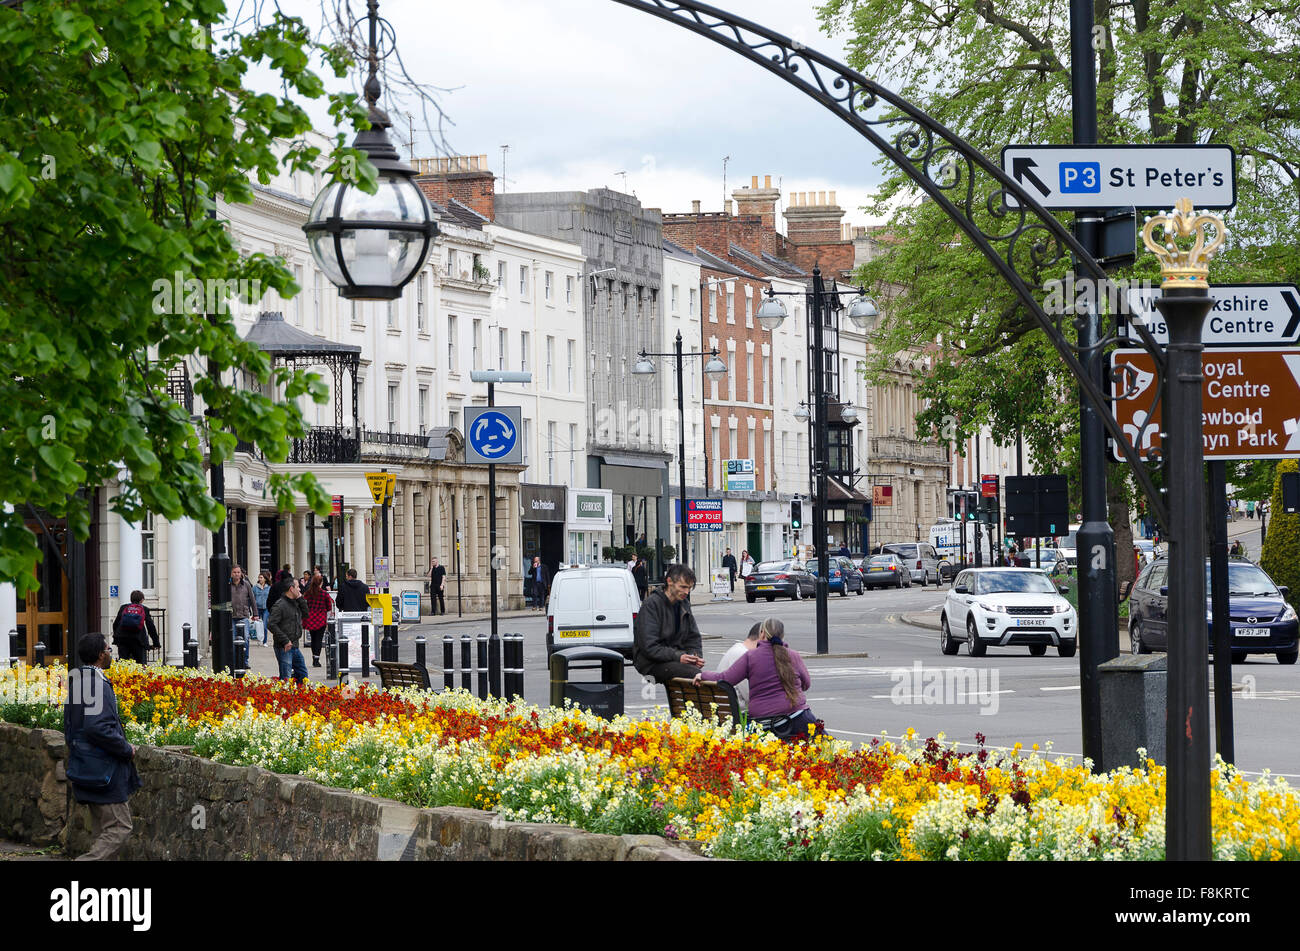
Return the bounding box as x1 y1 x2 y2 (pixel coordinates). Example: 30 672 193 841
696 618 824 741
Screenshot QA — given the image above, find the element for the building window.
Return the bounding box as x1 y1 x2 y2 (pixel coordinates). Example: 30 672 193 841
520 331 530 372
689 288 697 316
293 264 303 326
567 339 575 390
141 512 155 591
566 275 574 304
522 417 532 467
416 273 426 333
746 352 754 403
569 423 577 484
498 327 507 371
726 287 735 323
671 284 679 315
547 421 556 483
497 260 506 287
545 271 553 301
447 315 458 368
312 269 322 330
744 285 753 328
449 403 460 431
472 319 482 371
418 385 428 436
545 336 554 389
351 300 363 327
387 383 399 433
386 299 397 330
446 248 455 275
519 264 528 296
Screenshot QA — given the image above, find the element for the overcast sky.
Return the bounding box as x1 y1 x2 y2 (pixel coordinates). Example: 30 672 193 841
246 0 892 231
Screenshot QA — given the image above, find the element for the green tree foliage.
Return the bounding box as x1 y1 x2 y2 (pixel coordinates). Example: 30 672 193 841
1260 460 1298 611
819 0 1300 540
0 1 376 594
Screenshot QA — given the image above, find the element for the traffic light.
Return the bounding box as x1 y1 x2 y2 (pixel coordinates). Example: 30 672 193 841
791 499 803 530
966 491 979 520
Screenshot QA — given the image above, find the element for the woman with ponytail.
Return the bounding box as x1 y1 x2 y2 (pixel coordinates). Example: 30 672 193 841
695 617 824 741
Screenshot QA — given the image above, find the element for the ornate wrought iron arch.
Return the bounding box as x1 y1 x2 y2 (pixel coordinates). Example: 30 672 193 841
611 0 1169 527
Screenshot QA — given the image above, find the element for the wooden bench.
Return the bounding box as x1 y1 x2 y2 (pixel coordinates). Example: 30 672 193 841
665 677 742 723
372 660 432 690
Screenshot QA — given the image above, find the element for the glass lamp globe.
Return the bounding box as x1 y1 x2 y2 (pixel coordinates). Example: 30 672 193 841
846 294 880 330
794 403 810 422
756 293 788 331
703 354 728 381
840 404 859 424
632 356 657 376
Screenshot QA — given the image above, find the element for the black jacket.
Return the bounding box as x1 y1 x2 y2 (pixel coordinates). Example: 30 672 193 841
268 596 308 649
111 603 159 649
337 577 372 612
266 576 293 614
63 666 142 805
722 554 737 576
633 590 702 675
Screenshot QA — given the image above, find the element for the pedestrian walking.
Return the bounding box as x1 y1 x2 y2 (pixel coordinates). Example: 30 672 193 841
722 548 737 592
110 590 159 665
268 576 309 684
633 564 705 684
632 555 649 601
253 571 271 644
64 632 142 860
429 557 447 615
527 556 550 610
229 565 258 654
302 574 333 667
739 550 755 579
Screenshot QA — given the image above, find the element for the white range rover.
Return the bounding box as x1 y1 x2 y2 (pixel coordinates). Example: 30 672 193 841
940 568 1078 658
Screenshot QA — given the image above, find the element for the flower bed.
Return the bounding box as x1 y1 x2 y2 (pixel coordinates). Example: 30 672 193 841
3 662 1298 860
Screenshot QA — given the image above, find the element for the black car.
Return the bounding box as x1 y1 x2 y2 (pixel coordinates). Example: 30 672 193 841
1127 558 1298 664
745 560 816 602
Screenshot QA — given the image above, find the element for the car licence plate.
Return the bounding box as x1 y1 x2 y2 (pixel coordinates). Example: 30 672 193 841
1018 619 1048 626
757 585 775 591
869 568 885 572
558 629 592 639
1235 628 1270 637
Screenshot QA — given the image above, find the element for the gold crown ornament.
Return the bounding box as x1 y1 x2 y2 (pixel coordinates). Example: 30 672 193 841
1141 197 1227 288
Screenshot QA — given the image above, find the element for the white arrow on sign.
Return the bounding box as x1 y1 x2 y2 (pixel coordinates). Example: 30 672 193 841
1001 144 1236 210
1124 284 1300 347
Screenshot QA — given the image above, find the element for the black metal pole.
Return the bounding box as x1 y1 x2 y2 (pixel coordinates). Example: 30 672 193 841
476 633 489 700
974 441 983 567
381 467 389 594
676 331 689 569
489 631 501 698
443 634 454 691
488 382 499 640
1069 0 1119 771
1158 285 1214 861
455 516 462 618
460 634 471 692
811 267 830 655
1209 461 1234 764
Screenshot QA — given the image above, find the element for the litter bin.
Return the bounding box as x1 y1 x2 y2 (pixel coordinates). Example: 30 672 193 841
549 647 625 720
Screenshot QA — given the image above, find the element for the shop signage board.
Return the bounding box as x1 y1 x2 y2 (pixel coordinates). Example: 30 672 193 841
723 458 755 492
1111 348 1300 460
872 485 893 507
1001 144 1236 209
685 499 723 532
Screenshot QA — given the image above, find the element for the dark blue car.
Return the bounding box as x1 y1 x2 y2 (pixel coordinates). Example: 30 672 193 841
1127 558 1298 664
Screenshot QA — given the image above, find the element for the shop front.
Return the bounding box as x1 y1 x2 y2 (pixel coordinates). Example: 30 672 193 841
521 483 566 582
566 488 613 566
591 452 670 571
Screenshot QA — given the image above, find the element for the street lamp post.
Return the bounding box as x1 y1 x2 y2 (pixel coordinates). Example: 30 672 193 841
633 332 726 571
758 267 877 654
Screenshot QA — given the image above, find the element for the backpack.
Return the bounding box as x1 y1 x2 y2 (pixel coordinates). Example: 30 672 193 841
119 602 146 637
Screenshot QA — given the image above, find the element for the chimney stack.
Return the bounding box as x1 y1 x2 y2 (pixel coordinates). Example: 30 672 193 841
783 186 847 248
732 172 782 236
414 152 495 220
692 199 701 213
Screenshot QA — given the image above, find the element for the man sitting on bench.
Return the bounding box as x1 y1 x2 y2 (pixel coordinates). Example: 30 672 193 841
633 564 705 685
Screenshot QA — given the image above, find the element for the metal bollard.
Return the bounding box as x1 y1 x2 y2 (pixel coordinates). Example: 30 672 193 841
33 641 47 667
361 622 371 678
504 634 524 701
8 629 18 667
476 634 488 700
489 632 502 699
415 635 427 669
183 623 197 669
443 635 454 691
233 629 247 679
325 617 339 680
338 634 349 683
384 624 398 663
460 635 471 692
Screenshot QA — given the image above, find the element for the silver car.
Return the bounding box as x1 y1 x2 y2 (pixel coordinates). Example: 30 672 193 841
878 542 941 586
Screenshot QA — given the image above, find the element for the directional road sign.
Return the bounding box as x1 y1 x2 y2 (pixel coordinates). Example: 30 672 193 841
1002 144 1236 210
465 405 522 465
1111 348 1300 460
1123 283 1300 348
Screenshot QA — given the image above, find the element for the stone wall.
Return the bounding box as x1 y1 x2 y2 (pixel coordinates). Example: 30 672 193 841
0 723 705 861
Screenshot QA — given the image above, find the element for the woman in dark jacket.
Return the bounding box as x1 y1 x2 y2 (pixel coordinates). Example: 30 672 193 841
632 556 649 601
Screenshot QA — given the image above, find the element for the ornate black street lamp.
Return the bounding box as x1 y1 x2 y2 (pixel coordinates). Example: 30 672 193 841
304 1 437 300
632 332 727 572
758 267 877 654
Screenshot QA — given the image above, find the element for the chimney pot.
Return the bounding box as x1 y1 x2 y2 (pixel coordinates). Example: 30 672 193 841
764 175 772 188
692 199 701 213
751 175 759 188
830 190 838 206
818 191 826 205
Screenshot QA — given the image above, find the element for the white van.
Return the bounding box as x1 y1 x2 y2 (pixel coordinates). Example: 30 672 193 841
545 565 640 661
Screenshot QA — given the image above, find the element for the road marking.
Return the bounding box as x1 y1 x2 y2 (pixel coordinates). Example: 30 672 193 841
1040 685 1081 691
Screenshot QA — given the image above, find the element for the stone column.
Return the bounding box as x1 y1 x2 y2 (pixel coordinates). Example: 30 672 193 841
294 511 309 574
352 507 368 581
0 581 15 666
118 508 143 601
403 483 417 577
247 508 261 575
166 517 197 666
